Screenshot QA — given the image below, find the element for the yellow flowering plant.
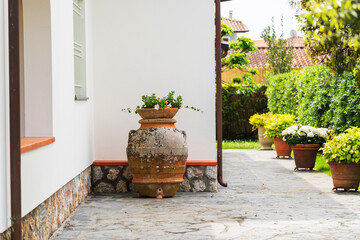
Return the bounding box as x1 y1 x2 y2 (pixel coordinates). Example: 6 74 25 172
322 127 360 164
264 114 296 139
249 112 273 131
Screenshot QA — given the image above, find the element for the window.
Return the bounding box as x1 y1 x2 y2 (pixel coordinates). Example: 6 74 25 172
73 0 87 100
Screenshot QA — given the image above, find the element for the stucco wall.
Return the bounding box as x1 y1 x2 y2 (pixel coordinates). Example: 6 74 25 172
0 0 10 234
20 0 94 216
92 0 216 161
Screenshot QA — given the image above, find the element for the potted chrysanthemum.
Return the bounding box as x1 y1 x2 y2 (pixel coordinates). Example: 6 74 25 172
264 114 296 158
322 127 360 191
282 125 328 171
249 113 274 150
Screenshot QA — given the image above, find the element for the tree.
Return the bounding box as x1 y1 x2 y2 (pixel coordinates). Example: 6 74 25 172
220 21 259 81
295 0 360 80
261 17 294 75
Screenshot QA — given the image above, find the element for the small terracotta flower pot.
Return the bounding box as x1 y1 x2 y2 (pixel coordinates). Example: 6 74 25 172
273 138 291 158
258 126 273 150
292 144 320 171
329 162 360 191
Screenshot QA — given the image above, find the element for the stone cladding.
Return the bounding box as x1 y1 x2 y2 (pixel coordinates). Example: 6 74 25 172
0 167 91 240
91 165 217 194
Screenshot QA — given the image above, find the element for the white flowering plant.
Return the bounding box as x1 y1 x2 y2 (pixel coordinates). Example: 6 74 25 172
282 125 328 146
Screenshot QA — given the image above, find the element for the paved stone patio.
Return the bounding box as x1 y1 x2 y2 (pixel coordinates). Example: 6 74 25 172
51 150 360 240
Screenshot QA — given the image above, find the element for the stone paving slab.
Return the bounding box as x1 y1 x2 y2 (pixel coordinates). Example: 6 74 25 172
51 150 360 240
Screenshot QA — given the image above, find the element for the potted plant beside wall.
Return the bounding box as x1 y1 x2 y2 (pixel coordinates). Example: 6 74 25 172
282 125 328 171
249 113 274 150
264 114 296 158
124 91 200 199
322 127 360 191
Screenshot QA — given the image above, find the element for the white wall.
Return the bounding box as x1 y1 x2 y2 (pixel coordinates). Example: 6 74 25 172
22 0 53 137
0 0 10 233
20 0 94 216
92 0 216 161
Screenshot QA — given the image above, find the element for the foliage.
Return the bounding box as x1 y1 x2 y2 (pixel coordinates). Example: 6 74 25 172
249 112 272 131
264 114 296 139
222 141 262 149
265 70 299 115
297 0 360 80
266 65 360 133
222 78 268 140
122 91 200 113
261 16 294 75
221 21 233 39
222 36 259 79
322 127 360 164
282 124 328 146
141 91 182 109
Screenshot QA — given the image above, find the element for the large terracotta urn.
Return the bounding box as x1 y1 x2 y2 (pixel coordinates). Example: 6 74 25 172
329 162 360 191
126 108 188 198
273 138 292 158
292 144 320 171
258 126 273 150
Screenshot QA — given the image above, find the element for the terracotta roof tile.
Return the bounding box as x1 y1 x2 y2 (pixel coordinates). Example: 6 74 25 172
248 36 320 69
222 17 249 33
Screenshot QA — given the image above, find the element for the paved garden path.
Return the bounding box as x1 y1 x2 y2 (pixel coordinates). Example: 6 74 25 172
51 150 360 240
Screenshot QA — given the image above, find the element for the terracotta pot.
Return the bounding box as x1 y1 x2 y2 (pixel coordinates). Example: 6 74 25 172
126 109 188 198
136 108 178 119
258 126 273 150
329 162 360 191
292 144 320 170
273 138 292 158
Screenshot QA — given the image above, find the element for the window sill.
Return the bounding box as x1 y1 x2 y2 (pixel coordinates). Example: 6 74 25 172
75 96 89 101
21 137 55 154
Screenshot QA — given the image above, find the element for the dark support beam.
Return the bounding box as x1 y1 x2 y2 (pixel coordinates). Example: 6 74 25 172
8 0 22 239
215 0 227 187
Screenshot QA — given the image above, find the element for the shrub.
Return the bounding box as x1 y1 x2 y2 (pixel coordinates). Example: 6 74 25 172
249 112 272 131
266 65 360 133
264 114 296 139
296 65 333 128
322 127 360 164
266 70 299 115
222 78 268 140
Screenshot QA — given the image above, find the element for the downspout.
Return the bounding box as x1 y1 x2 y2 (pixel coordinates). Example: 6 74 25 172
215 0 227 187
8 0 22 239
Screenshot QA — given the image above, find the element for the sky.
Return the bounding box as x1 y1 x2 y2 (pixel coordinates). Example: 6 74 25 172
221 0 301 40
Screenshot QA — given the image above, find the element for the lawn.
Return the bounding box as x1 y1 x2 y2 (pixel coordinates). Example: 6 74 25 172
222 141 262 149
314 155 331 176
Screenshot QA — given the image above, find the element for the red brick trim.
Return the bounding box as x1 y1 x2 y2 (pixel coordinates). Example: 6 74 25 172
21 137 55 153
93 160 217 166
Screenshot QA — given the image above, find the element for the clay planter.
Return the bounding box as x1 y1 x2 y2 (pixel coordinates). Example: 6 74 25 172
126 108 188 198
136 108 178 119
292 144 320 171
258 126 273 150
273 138 292 158
329 162 360 191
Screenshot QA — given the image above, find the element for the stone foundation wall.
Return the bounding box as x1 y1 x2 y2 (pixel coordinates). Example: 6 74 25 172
0 167 91 240
91 165 218 194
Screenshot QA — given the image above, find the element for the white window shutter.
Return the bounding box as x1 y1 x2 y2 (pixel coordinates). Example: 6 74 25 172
73 0 87 99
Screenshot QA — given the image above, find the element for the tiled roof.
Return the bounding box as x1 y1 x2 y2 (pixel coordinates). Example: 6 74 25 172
222 17 249 33
248 36 320 69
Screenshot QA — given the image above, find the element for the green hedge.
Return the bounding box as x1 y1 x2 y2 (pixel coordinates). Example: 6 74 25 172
266 70 299 115
223 84 268 140
266 65 360 133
